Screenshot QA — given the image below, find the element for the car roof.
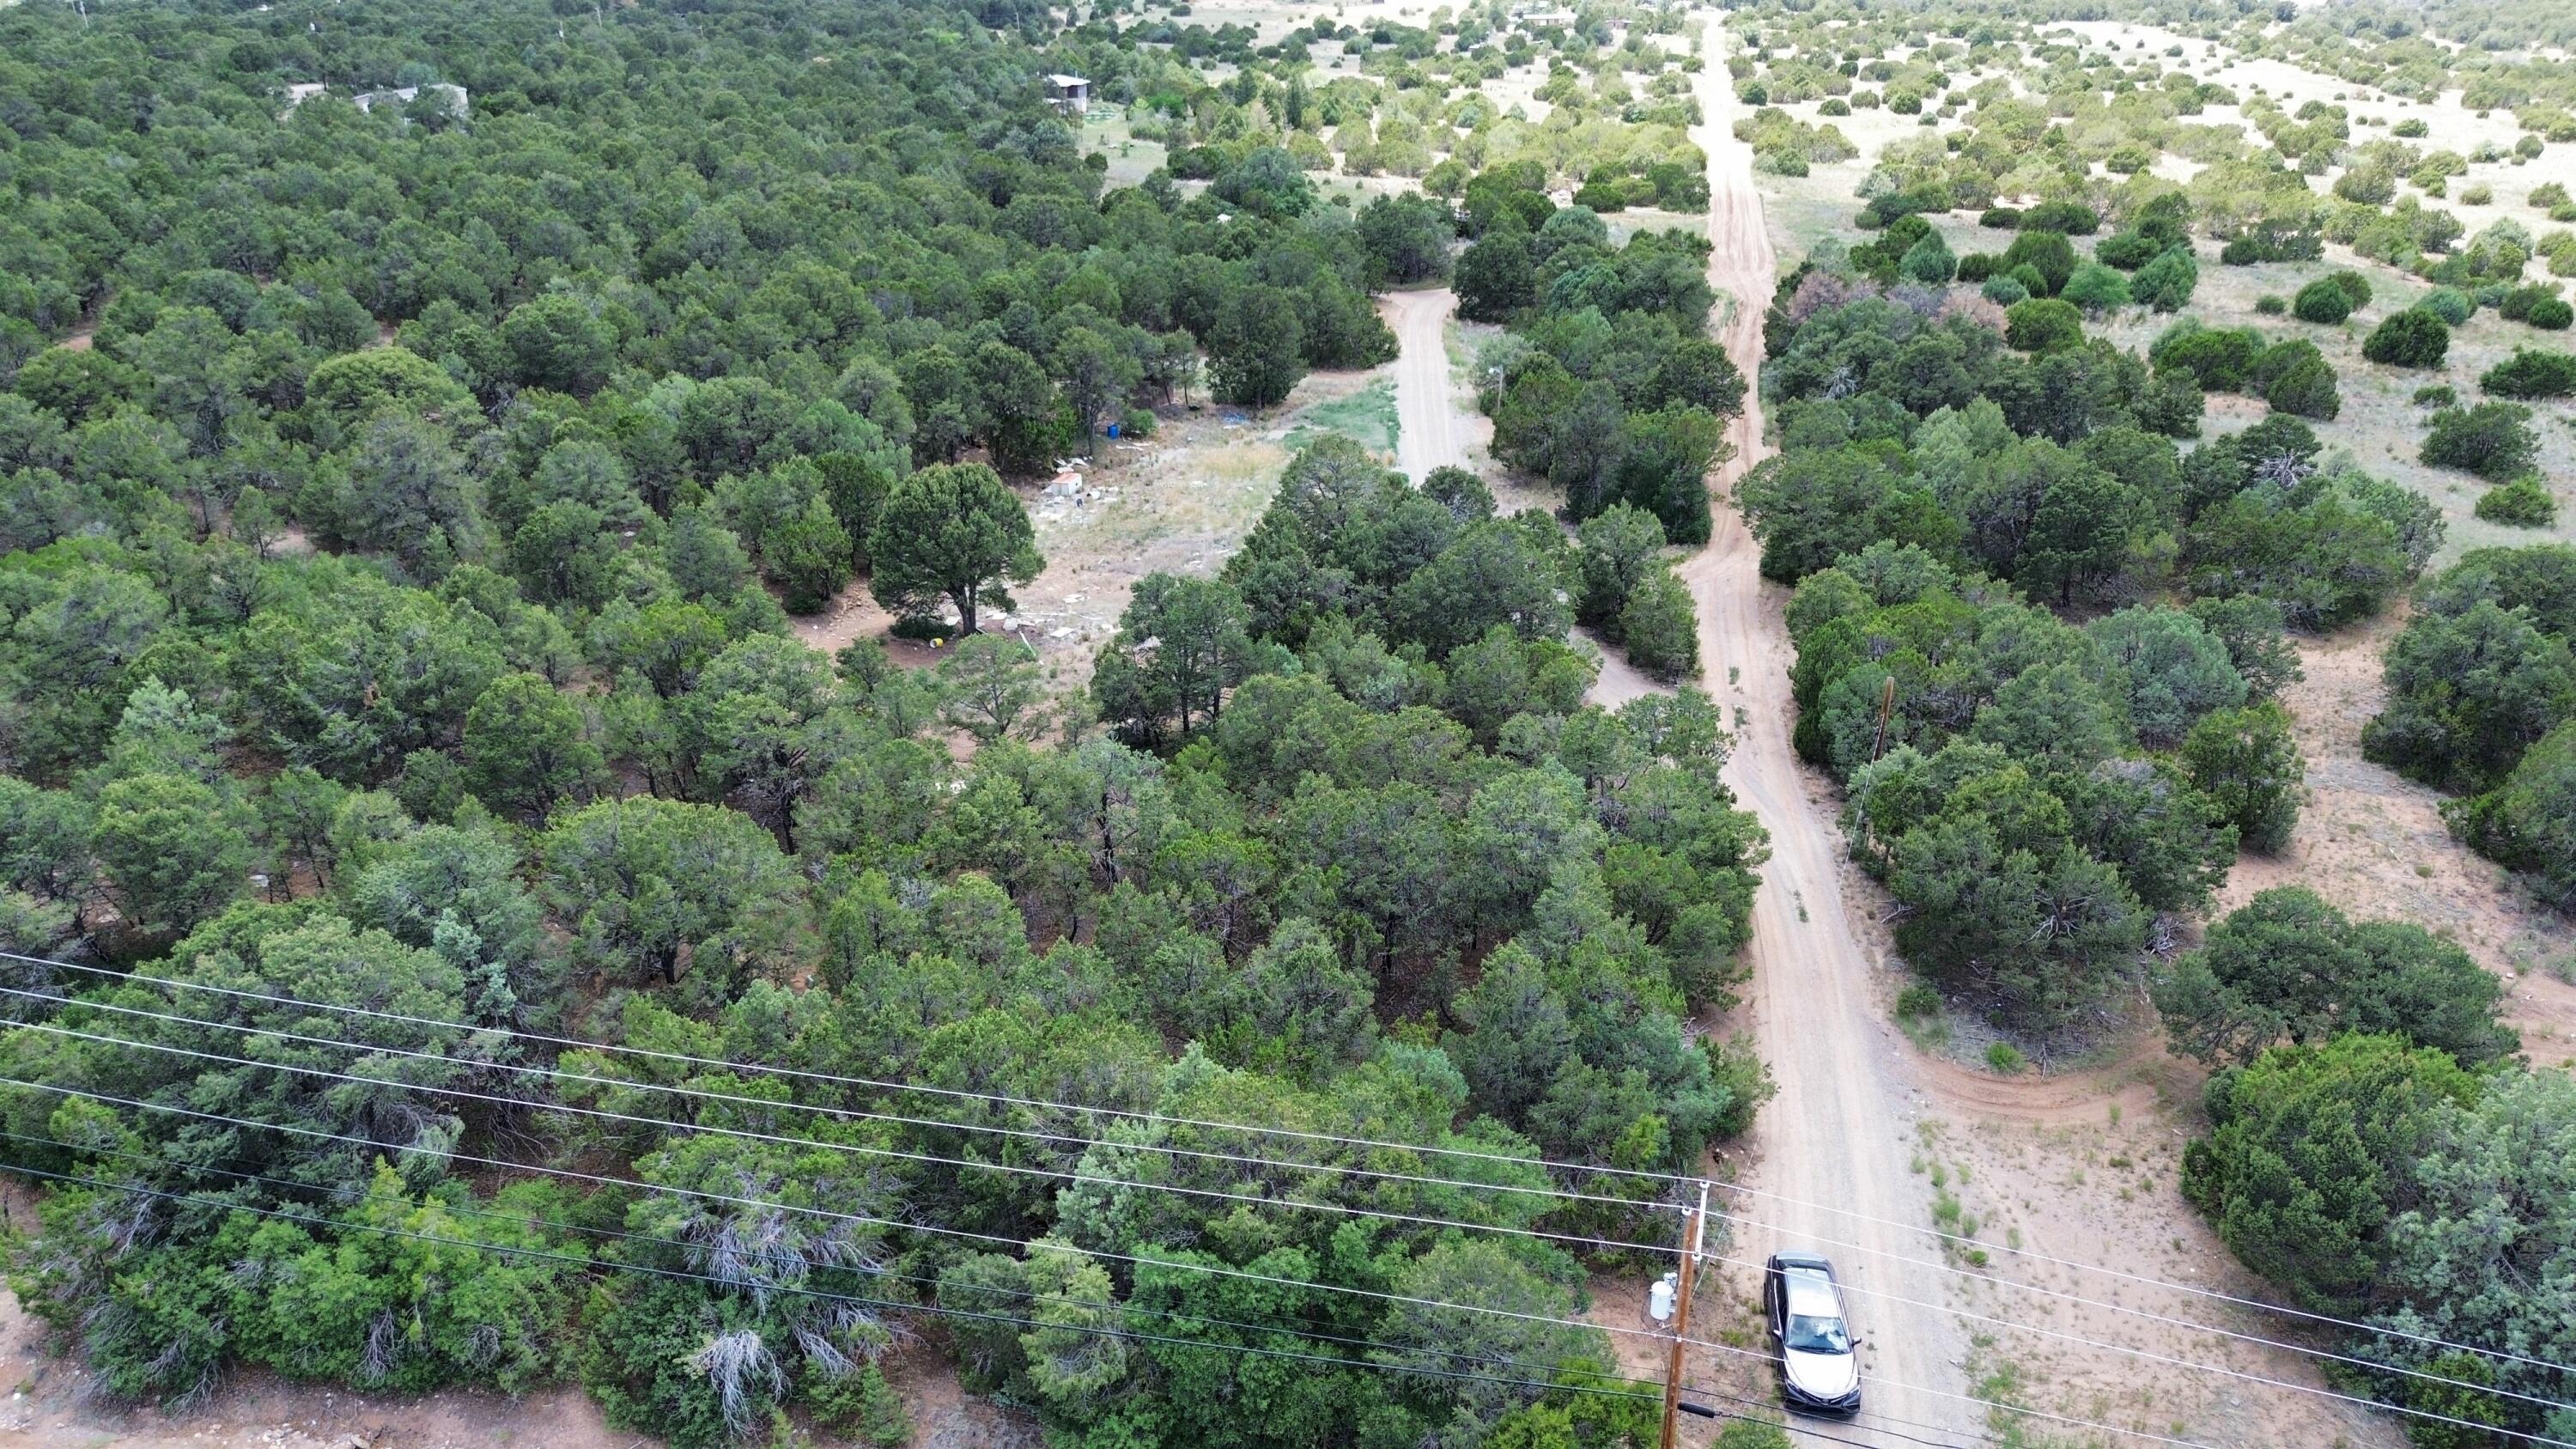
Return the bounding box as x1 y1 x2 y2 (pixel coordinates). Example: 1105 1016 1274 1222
1777 1261 1845 1318
1771 1251 1836 1274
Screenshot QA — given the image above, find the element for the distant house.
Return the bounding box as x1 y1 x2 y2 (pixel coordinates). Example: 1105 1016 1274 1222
354 83 471 119
1046 74 1090 115
279 81 471 122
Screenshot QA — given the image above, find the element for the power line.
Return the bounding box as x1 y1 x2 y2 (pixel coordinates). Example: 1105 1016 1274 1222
1680 1249 2576 1447
25 964 2576 1402
0 1006 1691 1263
1678 1377 1978 1449
13 952 2561 1388
1704 1169 2573 1377
0 1122 1609 1391
0 962 1669 1212
0 1073 1704 1363
17 1026 2551 1449
1688 1369 2218 1449
0 1155 1684 1415
11 983 2569 1437
0 1135 1920 1449
0 1064 2023 1449
7 952 1700 1190
1687 1194 2576 1413
0 1071 2391 1449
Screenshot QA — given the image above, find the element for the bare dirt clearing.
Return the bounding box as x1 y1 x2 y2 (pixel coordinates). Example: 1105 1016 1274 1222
791 365 1383 688
999 367 1384 678
2219 612 2576 1064
1903 1088 2397 1449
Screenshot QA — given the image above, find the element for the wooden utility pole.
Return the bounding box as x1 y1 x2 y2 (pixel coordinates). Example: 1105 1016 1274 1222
1659 1179 1711 1449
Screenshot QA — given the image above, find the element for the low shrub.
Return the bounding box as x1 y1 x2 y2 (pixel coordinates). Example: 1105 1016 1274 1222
2293 277 2353 324
2219 222 2325 265
2418 287 2476 326
2423 401 2538 479
2151 320 2266 391
2001 229 2078 294
2481 348 2576 398
2020 199 2099 235
2363 308 2451 367
2096 230 2166 270
2133 246 2199 311
2266 356 2343 420
2062 261 2132 313
2004 296 2085 352
2498 283 2557 321
1981 274 2031 306
2474 478 2558 527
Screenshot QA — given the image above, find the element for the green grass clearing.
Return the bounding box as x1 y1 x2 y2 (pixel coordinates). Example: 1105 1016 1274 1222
1285 379 1400 457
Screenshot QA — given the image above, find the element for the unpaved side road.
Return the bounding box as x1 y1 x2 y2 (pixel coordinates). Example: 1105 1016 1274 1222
1679 29 1975 1447
1383 287 1471 482
1379 287 1671 703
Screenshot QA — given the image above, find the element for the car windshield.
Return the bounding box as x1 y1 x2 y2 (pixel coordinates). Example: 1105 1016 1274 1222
1786 1314 1850 1355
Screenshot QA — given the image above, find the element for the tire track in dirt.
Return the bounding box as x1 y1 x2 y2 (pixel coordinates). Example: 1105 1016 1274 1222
1383 287 1472 481
1678 28 1976 1447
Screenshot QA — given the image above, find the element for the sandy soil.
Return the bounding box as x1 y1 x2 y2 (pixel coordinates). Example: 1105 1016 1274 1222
787 367 1382 692
1893 1081 2397 1449
1672 33 1977 1446
1379 286 1681 709
998 370 1379 677
2217 611 2576 1065
1384 287 1482 482
2052 18 2575 246
1579 626 1667 708
1698 21 2417 1446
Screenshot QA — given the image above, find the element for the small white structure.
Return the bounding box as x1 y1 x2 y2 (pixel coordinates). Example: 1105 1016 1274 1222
354 82 471 119
280 81 471 123
1046 74 1091 115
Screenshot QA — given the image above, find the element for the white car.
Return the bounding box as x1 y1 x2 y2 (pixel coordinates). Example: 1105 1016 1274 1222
1765 1252 1862 1415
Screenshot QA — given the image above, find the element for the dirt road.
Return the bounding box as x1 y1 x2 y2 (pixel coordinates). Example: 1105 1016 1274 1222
1382 287 1473 481
1679 31 1975 1446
